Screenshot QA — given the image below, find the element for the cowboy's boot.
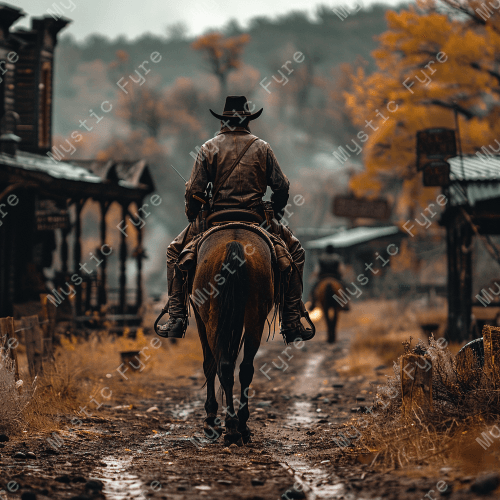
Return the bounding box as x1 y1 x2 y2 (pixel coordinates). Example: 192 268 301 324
157 267 188 338
280 267 315 344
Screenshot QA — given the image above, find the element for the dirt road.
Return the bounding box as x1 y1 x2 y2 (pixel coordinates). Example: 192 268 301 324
0 326 482 500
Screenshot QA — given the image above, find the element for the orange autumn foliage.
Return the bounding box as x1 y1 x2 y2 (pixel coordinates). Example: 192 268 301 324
343 0 500 221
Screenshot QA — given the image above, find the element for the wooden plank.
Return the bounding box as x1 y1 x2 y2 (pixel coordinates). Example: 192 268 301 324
401 354 432 417
483 325 500 388
22 315 44 379
0 317 19 381
40 294 55 362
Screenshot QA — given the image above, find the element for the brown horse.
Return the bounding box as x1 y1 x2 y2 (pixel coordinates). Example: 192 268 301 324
311 277 348 343
191 227 274 446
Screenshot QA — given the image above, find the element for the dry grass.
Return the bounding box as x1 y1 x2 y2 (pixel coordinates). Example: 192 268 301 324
334 299 450 376
0 353 32 433
331 298 500 473
7 323 204 436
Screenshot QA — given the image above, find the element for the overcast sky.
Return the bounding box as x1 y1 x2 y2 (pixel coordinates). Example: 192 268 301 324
9 0 409 41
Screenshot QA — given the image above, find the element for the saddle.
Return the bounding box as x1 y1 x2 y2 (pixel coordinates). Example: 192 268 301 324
177 214 293 275
176 217 293 333
206 208 263 227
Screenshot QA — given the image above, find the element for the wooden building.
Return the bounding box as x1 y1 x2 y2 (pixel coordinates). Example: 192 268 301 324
304 225 408 298
0 4 155 320
441 155 500 342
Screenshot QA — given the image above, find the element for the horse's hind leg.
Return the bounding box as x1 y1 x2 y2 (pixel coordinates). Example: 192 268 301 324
196 309 223 441
237 324 263 444
238 339 259 444
219 358 242 446
203 350 223 441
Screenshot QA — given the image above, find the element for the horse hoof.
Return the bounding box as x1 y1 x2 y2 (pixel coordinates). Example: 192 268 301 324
223 431 243 446
204 417 223 441
204 426 223 440
239 425 252 444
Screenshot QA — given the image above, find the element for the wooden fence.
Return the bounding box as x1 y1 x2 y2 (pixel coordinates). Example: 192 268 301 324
0 294 57 382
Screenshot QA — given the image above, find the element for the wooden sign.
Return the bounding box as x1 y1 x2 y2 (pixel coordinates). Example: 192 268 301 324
417 128 456 171
35 199 70 231
422 161 450 187
333 196 391 220
36 212 70 231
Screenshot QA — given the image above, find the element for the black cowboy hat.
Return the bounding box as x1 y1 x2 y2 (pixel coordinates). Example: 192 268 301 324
210 95 263 121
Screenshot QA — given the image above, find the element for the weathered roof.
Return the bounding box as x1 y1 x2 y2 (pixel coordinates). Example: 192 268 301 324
449 155 500 206
69 159 118 182
115 160 154 190
0 150 153 201
305 225 401 250
1 150 102 183
69 159 154 192
449 155 500 182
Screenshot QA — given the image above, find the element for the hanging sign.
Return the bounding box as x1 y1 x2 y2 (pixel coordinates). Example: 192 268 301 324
422 161 450 187
417 128 456 171
333 196 391 219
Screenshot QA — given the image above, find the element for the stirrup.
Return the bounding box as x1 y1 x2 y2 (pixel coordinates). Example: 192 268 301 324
156 317 187 338
154 307 187 338
280 310 316 344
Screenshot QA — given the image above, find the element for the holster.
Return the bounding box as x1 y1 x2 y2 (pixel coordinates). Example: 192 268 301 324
262 201 275 231
199 205 210 233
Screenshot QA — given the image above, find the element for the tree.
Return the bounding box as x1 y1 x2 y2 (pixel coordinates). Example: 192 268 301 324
191 32 251 98
343 0 500 220
165 22 189 42
116 86 168 138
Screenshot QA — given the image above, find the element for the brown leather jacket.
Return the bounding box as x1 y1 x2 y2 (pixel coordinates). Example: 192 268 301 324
184 126 290 221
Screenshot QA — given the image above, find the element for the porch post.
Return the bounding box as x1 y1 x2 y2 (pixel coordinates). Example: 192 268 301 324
98 201 109 308
119 203 128 314
136 222 144 310
73 199 85 316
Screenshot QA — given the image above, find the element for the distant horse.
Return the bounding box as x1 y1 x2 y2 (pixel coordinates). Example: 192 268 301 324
311 277 348 343
191 228 274 446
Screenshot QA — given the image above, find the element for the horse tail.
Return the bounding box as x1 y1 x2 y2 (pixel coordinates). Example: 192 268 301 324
215 241 249 365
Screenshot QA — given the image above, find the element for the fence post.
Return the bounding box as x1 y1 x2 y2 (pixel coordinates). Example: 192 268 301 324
22 315 44 379
401 354 432 417
483 325 500 388
0 317 19 381
40 293 56 362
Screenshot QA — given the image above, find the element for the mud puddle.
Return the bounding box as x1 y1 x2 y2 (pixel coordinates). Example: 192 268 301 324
276 349 346 500
90 456 146 499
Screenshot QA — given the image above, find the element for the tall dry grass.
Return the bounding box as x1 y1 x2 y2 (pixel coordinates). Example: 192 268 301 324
334 299 451 376
0 352 32 433
7 325 204 436
338 332 500 472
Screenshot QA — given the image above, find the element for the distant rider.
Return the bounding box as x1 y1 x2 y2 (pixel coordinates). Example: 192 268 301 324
309 244 345 309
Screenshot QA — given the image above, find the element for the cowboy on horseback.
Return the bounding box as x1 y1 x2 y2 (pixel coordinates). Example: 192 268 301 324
159 95 313 344
309 244 346 310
